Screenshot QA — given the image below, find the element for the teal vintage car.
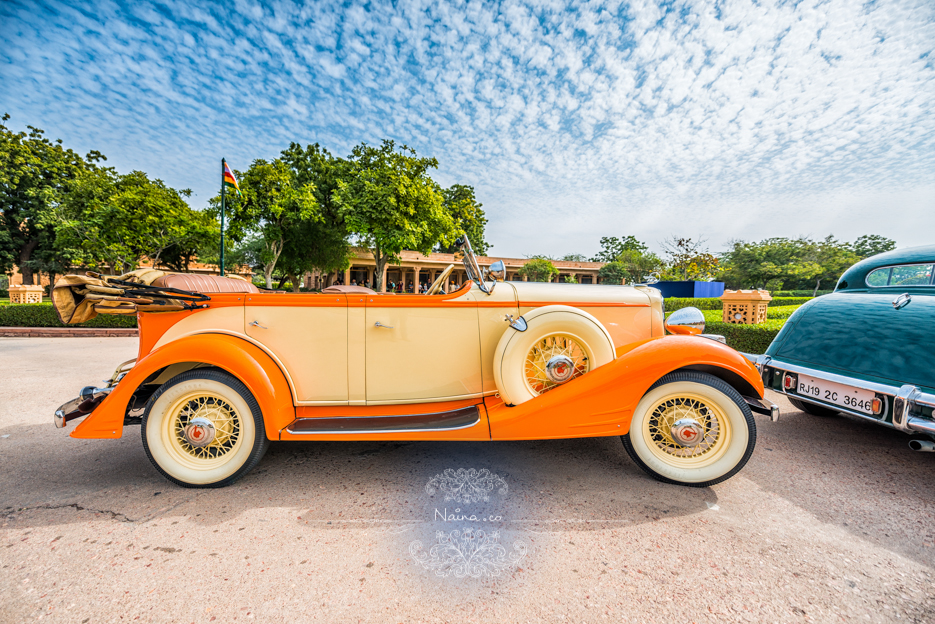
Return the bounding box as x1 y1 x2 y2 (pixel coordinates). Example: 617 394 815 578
747 245 935 452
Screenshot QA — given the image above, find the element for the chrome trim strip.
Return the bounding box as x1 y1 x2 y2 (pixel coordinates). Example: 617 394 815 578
766 358 935 427
285 416 481 436
908 417 935 435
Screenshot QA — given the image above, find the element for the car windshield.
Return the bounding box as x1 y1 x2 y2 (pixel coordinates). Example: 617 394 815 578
866 263 934 287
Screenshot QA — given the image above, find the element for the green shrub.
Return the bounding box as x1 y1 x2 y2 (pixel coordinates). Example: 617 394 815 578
0 304 137 328
766 305 801 320
664 297 724 312
768 297 812 307
665 296 813 313
663 309 786 354
704 321 781 354
771 290 832 297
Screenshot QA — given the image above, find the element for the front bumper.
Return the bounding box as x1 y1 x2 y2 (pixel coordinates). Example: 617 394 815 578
744 354 935 435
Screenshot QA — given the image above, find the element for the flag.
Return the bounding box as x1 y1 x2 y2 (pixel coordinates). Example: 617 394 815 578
223 160 242 198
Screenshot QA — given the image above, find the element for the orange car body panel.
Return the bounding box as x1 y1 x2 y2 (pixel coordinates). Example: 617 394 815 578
486 335 764 440
71 332 294 440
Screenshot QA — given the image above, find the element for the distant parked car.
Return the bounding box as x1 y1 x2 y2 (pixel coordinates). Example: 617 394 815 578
748 245 935 452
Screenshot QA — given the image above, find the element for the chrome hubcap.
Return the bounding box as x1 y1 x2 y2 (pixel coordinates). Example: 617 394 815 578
670 418 704 447
545 355 575 384
183 416 216 447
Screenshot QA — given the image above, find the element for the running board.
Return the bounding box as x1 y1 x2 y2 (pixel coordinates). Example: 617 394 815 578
285 405 481 435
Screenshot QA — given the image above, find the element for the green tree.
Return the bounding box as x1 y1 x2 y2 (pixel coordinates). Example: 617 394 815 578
852 234 896 259
597 261 627 285
719 237 821 290
806 236 860 296
51 168 217 274
590 236 647 263
0 114 99 284
335 140 454 292
517 257 559 282
561 253 587 262
659 237 719 281
211 159 319 288
279 142 352 286
436 184 490 256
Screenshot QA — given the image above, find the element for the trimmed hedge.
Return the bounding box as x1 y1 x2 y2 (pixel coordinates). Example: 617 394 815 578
0 303 138 328
772 290 831 297
704 321 781 354
665 296 813 312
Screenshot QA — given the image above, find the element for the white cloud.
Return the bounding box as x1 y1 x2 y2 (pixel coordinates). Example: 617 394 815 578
1 0 933 258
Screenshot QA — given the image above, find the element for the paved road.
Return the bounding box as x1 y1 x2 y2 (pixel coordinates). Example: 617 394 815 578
1 338 933 623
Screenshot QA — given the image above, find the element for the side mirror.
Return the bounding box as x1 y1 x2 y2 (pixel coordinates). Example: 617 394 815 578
487 260 505 281
664 307 705 335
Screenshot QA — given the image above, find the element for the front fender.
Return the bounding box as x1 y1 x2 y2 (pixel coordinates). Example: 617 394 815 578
486 335 764 440
71 333 295 440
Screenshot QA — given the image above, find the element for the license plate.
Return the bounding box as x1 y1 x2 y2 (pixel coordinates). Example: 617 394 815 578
796 376 875 415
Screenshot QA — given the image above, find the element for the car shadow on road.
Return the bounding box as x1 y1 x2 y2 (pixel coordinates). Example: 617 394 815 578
1 423 716 533
742 391 935 566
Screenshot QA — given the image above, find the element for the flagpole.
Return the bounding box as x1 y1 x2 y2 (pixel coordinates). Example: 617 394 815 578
220 158 226 277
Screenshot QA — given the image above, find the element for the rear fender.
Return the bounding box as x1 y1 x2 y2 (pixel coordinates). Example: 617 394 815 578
486 335 764 440
71 334 295 440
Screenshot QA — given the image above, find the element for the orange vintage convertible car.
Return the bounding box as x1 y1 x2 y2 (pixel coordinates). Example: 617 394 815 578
52 237 777 488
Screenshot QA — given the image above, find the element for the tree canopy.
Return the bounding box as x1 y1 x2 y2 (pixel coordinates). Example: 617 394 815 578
336 140 455 292
0 114 101 284
517 257 558 282
436 184 490 256
210 158 319 288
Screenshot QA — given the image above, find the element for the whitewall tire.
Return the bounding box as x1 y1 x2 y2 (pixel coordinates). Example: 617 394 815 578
622 371 756 487
141 369 269 488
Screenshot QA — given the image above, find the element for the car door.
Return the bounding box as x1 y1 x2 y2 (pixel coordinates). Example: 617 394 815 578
364 292 482 403
244 293 349 403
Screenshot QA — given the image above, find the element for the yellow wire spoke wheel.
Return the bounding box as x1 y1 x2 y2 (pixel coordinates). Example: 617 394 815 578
164 391 243 469
623 372 756 487
493 306 616 406
642 393 731 467
524 333 590 396
142 370 268 488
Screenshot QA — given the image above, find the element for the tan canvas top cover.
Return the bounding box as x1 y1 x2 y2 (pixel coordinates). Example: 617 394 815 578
53 269 187 324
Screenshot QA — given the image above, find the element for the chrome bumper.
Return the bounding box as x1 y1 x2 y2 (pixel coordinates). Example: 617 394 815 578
54 359 135 429
54 386 114 428
750 355 935 435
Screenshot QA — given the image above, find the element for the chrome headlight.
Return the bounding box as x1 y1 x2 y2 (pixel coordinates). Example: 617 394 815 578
665 307 705 335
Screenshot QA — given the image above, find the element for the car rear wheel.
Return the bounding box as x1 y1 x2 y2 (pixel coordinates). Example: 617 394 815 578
788 397 840 417
622 371 756 487
141 369 269 488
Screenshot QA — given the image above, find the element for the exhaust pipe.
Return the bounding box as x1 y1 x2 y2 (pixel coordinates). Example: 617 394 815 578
908 439 935 452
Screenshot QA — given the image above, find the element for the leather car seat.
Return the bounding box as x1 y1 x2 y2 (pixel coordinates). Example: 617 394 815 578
321 285 377 295
151 274 260 294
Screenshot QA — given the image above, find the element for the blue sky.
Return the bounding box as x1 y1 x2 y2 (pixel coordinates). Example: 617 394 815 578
2 0 934 258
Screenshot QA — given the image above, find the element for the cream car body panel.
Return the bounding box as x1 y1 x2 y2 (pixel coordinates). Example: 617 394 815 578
153 306 247 350
513 282 656 349
364 293 483 403
466 282 520 395
245 295 349 403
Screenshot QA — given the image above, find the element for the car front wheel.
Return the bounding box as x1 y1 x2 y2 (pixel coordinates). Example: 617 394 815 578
141 369 269 488
622 371 756 487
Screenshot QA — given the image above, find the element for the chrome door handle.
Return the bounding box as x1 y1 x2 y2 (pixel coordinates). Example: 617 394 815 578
250 321 268 329
893 293 911 310
374 321 394 329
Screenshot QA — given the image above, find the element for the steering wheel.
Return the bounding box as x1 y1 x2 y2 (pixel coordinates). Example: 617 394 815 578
425 264 455 295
